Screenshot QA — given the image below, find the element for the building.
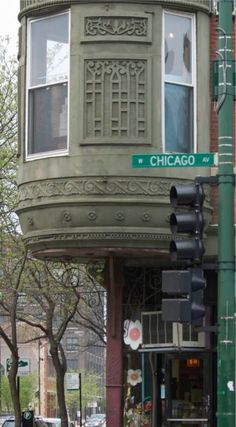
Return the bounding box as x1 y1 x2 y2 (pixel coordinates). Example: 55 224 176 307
0 322 105 418
16 1 236 426
40 327 105 419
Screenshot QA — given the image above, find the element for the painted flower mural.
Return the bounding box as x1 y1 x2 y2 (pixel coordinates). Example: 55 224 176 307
127 369 142 386
124 319 142 349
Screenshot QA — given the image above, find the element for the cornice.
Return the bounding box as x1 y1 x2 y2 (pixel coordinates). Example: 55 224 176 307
19 0 210 20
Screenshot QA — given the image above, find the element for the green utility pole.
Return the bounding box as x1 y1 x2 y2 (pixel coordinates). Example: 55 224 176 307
217 1 235 426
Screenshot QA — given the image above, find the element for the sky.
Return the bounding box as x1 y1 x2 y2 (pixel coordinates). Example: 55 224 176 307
0 0 20 57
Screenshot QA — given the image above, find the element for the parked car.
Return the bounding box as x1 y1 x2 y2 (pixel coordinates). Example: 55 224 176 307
0 416 12 427
2 417 48 427
2 417 17 427
84 414 106 427
40 419 61 427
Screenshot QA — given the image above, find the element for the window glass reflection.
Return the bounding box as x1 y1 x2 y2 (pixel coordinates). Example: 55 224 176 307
165 14 192 85
30 14 69 86
28 83 68 155
27 12 69 156
165 83 193 153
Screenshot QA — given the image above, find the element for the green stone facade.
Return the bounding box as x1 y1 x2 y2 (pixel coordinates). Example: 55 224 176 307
17 0 212 260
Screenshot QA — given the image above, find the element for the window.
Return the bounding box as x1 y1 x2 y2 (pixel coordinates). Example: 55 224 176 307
163 12 195 153
66 336 79 351
27 12 69 158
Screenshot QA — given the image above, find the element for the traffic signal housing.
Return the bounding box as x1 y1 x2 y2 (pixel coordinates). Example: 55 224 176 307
161 181 206 325
162 268 206 325
169 183 205 263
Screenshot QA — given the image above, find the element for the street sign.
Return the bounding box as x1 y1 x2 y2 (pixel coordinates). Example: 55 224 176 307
132 153 217 168
22 411 33 420
87 402 98 408
6 358 30 376
22 410 34 427
66 372 79 390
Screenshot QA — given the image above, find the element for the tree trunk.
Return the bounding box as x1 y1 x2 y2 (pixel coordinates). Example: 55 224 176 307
50 348 68 427
8 358 21 427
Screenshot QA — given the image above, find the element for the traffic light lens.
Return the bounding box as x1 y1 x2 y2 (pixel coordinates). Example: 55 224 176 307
170 184 205 207
170 212 204 234
170 239 205 262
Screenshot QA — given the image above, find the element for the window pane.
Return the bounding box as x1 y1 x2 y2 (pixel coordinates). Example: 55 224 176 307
165 83 193 153
165 14 192 84
30 13 69 86
28 83 68 155
66 337 79 351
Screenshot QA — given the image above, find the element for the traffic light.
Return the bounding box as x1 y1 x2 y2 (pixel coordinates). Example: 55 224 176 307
169 183 205 263
162 268 206 325
161 181 206 325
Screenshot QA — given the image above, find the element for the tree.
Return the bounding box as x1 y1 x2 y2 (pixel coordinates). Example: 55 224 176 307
0 36 25 427
0 37 106 427
17 260 107 427
19 374 37 411
79 370 100 415
17 260 81 427
74 264 106 346
0 373 37 414
0 36 18 235
65 370 100 421
1 375 13 413
0 249 27 425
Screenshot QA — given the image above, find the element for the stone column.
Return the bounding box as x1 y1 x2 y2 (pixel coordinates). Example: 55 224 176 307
105 256 124 427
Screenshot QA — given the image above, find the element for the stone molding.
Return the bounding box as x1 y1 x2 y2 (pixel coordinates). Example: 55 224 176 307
23 230 171 245
19 1 210 18
18 177 173 202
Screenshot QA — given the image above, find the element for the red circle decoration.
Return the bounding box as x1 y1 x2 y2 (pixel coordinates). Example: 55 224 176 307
129 327 141 341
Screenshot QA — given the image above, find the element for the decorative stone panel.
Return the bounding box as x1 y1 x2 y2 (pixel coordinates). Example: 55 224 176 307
16 174 212 259
82 15 152 43
84 59 148 141
18 177 171 204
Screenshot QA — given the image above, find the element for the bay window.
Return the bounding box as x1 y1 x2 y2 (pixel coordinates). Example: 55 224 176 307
164 11 195 153
27 12 69 157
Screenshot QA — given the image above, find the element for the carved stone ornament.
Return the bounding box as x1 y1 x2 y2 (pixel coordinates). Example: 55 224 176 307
18 177 171 203
142 212 152 222
88 211 98 221
85 59 147 139
85 16 148 37
115 210 125 222
23 231 171 245
27 217 34 226
63 211 72 222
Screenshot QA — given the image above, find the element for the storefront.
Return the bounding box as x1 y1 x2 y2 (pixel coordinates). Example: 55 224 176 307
123 313 216 427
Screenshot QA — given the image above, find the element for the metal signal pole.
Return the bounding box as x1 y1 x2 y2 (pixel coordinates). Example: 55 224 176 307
79 373 82 427
216 1 235 426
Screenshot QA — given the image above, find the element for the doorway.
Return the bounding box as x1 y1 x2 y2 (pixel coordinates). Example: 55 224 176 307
163 352 213 427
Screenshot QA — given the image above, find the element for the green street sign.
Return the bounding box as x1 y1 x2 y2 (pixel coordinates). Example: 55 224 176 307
19 360 28 367
132 153 217 168
6 358 30 376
